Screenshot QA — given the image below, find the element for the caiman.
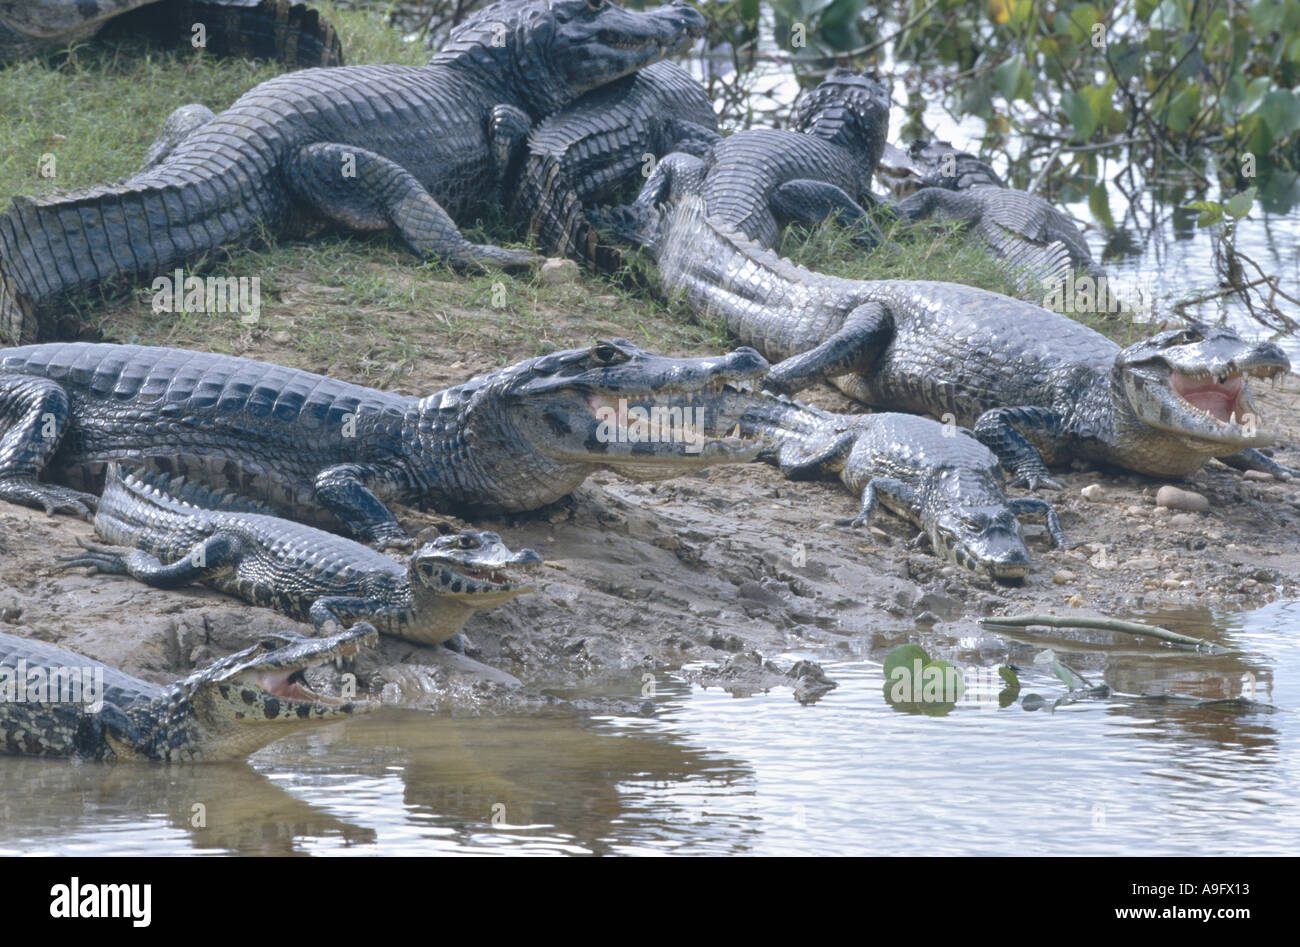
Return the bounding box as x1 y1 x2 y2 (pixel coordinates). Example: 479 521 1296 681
714 388 1068 579
598 194 1294 486
624 67 890 250
0 339 767 547
0 625 375 761
507 59 719 268
0 0 343 67
61 464 542 646
0 0 707 343
878 138 1105 295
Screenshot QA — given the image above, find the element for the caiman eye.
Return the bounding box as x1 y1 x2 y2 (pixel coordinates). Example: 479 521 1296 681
258 639 280 651
590 342 626 365
459 534 476 549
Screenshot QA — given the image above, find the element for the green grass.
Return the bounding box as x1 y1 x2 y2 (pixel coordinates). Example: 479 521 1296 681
0 3 1136 374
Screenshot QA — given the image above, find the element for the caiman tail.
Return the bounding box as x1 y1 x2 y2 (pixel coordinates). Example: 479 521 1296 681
0 1 344 68
111 0 346 68
0 157 276 344
511 148 625 271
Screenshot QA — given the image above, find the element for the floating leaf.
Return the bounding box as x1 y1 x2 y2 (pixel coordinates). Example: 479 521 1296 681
1225 187 1257 220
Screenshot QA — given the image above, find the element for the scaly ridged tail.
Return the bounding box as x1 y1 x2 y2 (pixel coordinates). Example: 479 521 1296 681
510 148 626 272
0 162 271 344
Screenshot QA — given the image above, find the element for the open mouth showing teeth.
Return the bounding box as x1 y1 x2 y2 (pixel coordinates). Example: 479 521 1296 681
1171 370 1247 423
253 668 343 704
586 387 763 447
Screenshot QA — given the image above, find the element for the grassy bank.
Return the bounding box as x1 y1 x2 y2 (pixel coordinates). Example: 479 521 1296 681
0 2 1133 376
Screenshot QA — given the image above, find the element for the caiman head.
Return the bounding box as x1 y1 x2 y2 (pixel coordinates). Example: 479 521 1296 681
1114 323 1289 453
433 0 706 117
876 138 1006 196
484 338 768 480
923 501 1033 581
140 627 377 761
791 68 892 185
411 530 543 609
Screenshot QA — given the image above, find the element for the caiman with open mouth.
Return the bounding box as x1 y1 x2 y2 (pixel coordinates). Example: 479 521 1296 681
598 194 1294 486
0 338 766 547
0 626 375 761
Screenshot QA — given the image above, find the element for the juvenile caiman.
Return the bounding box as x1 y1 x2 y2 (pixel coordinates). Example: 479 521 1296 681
878 138 1106 295
508 59 718 268
715 389 1068 579
0 625 374 760
0 339 766 547
624 67 890 250
0 0 706 343
600 194 1294 486
61 464 542 645
0 0 343 67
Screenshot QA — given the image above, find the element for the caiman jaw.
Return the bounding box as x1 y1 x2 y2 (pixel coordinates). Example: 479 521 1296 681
1131 361 1286 448
414 532 543 601
585 381 766 463
207 627 378 721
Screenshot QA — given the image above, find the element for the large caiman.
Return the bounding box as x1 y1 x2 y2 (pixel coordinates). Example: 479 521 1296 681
0 338 766 547
0 0 706 343
598 193 1295 486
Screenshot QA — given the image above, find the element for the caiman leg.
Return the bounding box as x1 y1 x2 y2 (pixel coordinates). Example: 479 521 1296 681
489 104 532 194
1006 497 1071 547
284 143 540 271
140 104 216 171
771 180 881 249
662 119 722 157
60 535 242 585
762 302 890 395
0 374 97 516
308 598 396 635
314 463 415 551
635 151 707 212
1217 448 1298 480
848 476 916 528
971 406 1065 491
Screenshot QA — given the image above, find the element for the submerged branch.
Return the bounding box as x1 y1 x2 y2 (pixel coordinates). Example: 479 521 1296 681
979 614 1233 653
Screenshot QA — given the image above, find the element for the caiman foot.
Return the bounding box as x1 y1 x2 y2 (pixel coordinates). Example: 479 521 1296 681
1007 466 1063 491
58 538 129 575
447 244 541 273
1219 447 1297 481
0 478 97 518
365 526 418 553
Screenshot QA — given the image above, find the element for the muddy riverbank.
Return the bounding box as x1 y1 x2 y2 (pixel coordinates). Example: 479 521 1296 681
2 306 1297 713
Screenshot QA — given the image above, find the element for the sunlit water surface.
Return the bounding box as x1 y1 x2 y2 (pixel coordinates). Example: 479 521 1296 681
1 600 1296 855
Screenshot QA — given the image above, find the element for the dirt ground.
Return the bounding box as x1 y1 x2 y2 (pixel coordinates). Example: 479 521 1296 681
2 304 1299 713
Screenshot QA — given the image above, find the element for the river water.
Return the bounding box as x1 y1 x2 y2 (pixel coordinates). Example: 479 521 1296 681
1 600 1296 855
1 3 1296 857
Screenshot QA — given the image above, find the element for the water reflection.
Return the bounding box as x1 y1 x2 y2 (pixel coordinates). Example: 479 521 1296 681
1 601 1295 855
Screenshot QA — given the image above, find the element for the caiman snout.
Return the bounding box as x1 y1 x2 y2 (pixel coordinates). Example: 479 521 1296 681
667 3 708 37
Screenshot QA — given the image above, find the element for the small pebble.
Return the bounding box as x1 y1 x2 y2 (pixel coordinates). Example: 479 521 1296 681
1081 484 1105 501
1052 570 1075 585
1127 557 1160 571
1243 470 1274 482
1156 485 1209 512
1168 513 1200 528
1066 594 1086 607
539 257 579 285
